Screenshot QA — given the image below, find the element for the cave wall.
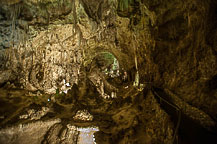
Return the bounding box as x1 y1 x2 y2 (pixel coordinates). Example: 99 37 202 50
0 0 135 94
138 0 217 120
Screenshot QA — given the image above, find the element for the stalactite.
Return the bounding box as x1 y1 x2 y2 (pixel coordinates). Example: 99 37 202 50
72 0 86 65
10 6 16 47
133 34 139 87
9 3 22 48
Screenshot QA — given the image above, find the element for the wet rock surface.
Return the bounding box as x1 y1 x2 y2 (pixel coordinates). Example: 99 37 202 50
0 0 217 144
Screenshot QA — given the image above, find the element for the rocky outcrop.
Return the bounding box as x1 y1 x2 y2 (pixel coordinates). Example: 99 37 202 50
19 107 50 120
0 119 61 144
0 118 99 144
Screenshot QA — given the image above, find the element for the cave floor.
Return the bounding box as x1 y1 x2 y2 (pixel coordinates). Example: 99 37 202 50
0 83 173 144
0 84 216 144
0 83 139 128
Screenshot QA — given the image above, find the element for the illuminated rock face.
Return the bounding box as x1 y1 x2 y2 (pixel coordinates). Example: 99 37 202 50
15 24 83 94
0 0 132 94
73 110 93 121
0 119 61 144
0 119 98 144
0 0 217 144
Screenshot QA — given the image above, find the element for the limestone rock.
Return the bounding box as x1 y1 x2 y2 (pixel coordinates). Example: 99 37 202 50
0 119 61 144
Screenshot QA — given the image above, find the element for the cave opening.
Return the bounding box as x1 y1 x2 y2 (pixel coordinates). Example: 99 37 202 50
93 52 120 78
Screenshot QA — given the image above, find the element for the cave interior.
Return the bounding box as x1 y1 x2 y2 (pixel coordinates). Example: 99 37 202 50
0 0 217 144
